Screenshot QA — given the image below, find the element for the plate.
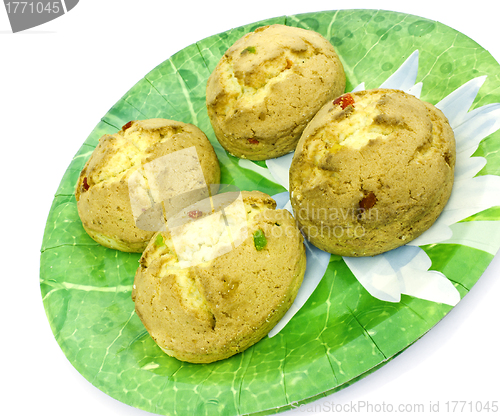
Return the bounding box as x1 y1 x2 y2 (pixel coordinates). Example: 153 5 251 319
40 9 500 416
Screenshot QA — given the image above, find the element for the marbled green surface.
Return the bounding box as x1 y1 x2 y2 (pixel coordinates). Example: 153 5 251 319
40 9 500 416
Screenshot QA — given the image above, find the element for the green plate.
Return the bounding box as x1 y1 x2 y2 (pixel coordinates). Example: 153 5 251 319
40 9 500 416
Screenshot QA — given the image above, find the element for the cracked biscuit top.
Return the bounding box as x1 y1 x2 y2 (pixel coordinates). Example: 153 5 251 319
289 88 456 257
206 24 346 160
75 118 220 253
132 191 306 363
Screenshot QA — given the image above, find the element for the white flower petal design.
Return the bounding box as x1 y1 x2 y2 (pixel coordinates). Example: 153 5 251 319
409 175 500 249
344 245 461 305
454 156 486 181
452 103 500 159
351 82 365 92
379 50 419 91
439 220 500 255
265 152 294 190
344 251 403 303
269 236 332 337
398 248 461 306
435 75 487 127
270 191 291 210
237 158 277 183
407 82 423 98
263 50 500 335
268 191 332 337
401 270 461 306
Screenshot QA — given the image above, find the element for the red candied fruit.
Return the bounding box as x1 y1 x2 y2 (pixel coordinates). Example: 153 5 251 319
188 210 203 219
333 93 355 110
359 192 377 210
122 121 133 131
82 177 90 192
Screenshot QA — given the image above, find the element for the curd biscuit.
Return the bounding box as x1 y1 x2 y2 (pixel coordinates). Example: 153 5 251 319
75 119 220 253
289 89 456 257
206 24 346 160
132 191 306 363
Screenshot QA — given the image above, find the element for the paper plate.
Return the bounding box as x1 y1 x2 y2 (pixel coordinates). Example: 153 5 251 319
40 9 500 416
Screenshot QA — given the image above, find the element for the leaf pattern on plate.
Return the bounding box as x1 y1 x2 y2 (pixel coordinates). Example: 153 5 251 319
40 10 500 416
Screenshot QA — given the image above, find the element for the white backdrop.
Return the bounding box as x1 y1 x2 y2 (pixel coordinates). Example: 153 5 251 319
1 1 499 415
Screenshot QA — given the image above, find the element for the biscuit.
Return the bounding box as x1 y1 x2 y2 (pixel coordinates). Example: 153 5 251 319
289 89 456 257
206 24 346 160
132 191 306 363
75 119 220 253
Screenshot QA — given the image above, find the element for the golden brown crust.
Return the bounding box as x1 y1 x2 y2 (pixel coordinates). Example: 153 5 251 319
75 119 221 252
132 191 306 363
289 89 456 256
206 24 346 160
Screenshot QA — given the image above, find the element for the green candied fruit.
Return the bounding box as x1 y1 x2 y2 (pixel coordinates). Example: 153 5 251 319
241 46 256 55
154 233 165 247
253 229 267 251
